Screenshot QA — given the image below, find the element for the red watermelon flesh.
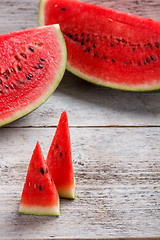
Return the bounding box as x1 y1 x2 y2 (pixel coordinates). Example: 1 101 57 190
19 141 60 216
0 25 66 127
39 0 160 91
47 111 75 199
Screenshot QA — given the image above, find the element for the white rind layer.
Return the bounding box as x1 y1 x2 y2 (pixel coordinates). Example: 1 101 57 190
19 200 60 216
67 61 160 92
58 178 76 199
38 0 46 26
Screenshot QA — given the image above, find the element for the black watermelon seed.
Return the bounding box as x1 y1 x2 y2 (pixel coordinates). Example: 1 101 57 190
151 56 154 60
155 43 159 48
40 58 45 62
81 42 84 46
39 64 43 69
18 79 23 83
20 53 27 59
5 84 9 89
0 79 2 84
39 185 43 191
56 145 59 149
3 73 8 79
93 44 96 48
75 33 78 37
86 39 89 42
132 47 136 51
26 75 30 80
138 62 141 65
15 56 20 61
147 43 152 48
10 84 14 89
35 66 39 69
18 66 21 71
111 43 114 47
29 47 34 52
146 58 150 62
40 168 44 175
46 168 48 173
61 8 66 10
144 60 147 65
28 73 33 78
74 37 78 41
112 58 115 62
93 53 97 57
84 48 91 53
60 152 63 157
103 56 107 59
81 33 84 37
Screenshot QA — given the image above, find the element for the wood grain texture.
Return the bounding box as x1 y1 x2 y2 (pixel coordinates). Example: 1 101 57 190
0 0 160 239
0 128 160 239
4 71 160 127
0 0 160 34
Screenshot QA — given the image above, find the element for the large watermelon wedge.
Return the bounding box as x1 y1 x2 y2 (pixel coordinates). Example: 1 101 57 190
19 141 60 216
47 111 75 199
0 25 66 127
39 0 160 91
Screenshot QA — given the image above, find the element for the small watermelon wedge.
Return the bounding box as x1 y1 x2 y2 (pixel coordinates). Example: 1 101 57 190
46 111 75 199
19 141 60 216
39 0 160 91
0 25 66 127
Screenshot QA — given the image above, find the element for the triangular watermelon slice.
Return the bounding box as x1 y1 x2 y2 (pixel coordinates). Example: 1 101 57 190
19 141 60 216
47 112 75 199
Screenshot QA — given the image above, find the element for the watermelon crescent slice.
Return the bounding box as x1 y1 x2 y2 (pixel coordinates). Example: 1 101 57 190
47 111 75 199
39 0 160 91
19 141 60 216
0 25 66 127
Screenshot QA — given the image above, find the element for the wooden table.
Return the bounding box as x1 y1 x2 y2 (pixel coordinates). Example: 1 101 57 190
0 0 160 239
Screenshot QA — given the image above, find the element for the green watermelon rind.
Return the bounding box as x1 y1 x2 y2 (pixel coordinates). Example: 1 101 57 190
38 0 47 26
67 62 160 92
39 0 160 92
19 198 60 216
0 24 67 127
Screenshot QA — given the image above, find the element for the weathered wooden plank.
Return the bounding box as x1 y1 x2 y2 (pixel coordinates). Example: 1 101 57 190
0 0 160 35
0 127 159 239
1 1 160 128
3 71 160 127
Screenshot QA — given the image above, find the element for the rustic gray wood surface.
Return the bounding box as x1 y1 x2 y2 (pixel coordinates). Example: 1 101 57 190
0 0 160 239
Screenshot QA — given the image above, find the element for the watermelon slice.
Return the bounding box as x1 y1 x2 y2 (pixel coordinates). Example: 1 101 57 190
19 141 60 216
39 0 160 91
0 25 66 127
46 111 75 199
